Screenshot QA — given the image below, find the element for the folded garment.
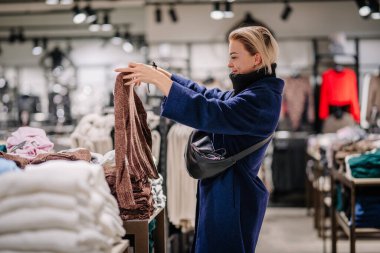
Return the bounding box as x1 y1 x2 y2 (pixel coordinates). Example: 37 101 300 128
0 192 87 216
0 170 91 200
0 207 96 234
6 127 54 159
30 149 92 165
348 149 380 178
353 195 380 228
0 229 109 252
0 159 20 175
0 152 29 169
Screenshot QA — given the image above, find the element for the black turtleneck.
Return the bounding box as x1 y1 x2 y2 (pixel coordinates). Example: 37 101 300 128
229 63 277 95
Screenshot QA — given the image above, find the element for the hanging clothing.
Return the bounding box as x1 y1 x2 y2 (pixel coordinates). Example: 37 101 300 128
319 68 360 122
161 70 284 253
360 74 380 128
113 73 158 220
166 124 197 228
280 76 315 131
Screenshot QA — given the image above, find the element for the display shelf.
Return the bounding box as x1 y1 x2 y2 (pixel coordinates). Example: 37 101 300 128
123 207 166 253
111 240 130 253
330 169 380 253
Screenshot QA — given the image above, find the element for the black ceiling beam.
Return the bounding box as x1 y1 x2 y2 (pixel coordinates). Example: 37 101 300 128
0 23 131 31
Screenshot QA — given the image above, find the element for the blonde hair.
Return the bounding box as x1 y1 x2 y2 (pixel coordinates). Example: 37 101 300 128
229 26 279 74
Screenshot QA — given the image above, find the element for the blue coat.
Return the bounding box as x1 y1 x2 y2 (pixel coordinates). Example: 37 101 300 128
161 74 284 253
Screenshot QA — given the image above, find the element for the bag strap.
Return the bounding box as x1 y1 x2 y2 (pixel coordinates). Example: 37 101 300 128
229 133 274 162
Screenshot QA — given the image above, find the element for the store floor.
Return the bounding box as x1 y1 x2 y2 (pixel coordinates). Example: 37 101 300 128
256 207 380 253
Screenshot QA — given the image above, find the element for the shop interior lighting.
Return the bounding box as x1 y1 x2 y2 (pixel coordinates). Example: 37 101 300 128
72 4 87 24
123 31 134 53
32 38 43 56
89 19 101 32
45 0 59 5
84 5 97 23
41 37 48 50
102 12 113 32
370 0 380 19
8 28 17 43
224 1 234 19
168 4 178 23
61 0 73 4
17 27 26 43
356 0 372 16
155 4 162 23
210 2 224 20
281 0 293 21
111 27 123 45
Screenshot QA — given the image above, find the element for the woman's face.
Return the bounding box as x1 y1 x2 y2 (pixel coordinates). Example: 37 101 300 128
228 39 261 74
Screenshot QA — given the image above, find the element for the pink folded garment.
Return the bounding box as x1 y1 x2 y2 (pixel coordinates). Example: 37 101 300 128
6 127 54 159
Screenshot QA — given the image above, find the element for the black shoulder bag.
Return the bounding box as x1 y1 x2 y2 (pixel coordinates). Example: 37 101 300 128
184 130 274 180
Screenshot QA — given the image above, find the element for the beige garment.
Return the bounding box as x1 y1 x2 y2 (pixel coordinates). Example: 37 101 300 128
167 124 197 228
151 130 161 164
322 112 356 133
365 75 380 123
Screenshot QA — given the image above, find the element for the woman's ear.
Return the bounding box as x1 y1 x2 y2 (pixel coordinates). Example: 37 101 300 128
254 53 262 67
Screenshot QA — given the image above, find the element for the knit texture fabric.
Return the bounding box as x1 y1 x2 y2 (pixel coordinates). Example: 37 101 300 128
113 73 158 219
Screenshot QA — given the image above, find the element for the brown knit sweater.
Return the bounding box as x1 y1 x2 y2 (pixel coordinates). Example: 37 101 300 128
114 73 158 209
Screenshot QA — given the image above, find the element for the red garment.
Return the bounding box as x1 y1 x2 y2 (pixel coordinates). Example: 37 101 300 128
319 68 360 122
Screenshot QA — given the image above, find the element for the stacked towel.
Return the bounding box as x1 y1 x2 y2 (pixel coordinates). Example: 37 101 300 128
0 160 125 253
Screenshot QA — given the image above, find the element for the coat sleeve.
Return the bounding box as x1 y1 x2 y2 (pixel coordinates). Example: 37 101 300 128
171 74 231 100
161 81 280 137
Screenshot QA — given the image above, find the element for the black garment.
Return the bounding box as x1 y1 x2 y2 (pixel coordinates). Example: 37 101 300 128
229 63 277 95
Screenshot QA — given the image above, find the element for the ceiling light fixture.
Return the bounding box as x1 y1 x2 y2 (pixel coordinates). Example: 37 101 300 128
281 0 293 21
356 0 371 16
369 0 380 19
168 4 178 23
155 4 162 23
102 12 113 31
45 0 59 5
111 27 123 45
73 4 87 24
89 19 101 32
224 1 234 19
8 28 17 43
60 0 73 4
210 2 224 20
84 5 97 23
32 38 43 56
17 27 26 43
123 31 134 53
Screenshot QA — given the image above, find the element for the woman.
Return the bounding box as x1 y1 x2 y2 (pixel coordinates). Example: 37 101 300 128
115 26 284 253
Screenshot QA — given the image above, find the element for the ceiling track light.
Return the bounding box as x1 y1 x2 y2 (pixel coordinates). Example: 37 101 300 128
45 0 59 5
155 4 162 23
8 28 17 43
123 31 134 53
369 0 380 19
111 27 123 45
211 2 224 20
168 4 178 23
224 1 234 19
72 4 87 24
17 27 26 43
281 0 293 21
89 19 101 32
356 0 372 17
32 38 43 56
102 12 113 32
84 5 97 24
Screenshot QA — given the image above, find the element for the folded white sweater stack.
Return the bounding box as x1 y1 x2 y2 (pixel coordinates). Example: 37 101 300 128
0 160 125 253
